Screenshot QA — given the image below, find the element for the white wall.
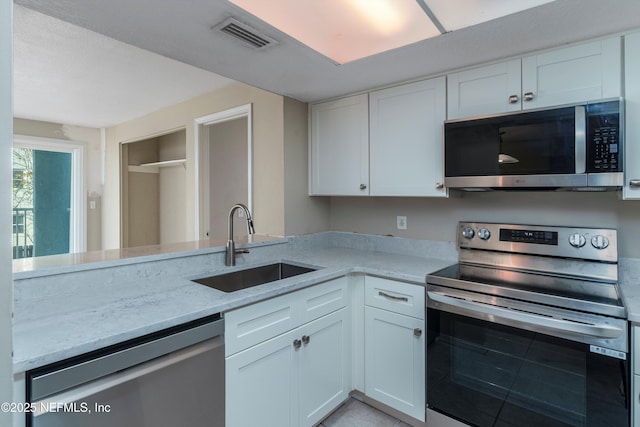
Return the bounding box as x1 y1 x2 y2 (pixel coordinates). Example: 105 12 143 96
103 83 287 249
1 1 14 423
329 191 640 258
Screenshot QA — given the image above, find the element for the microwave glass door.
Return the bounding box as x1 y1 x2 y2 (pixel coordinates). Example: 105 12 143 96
445 107 577 177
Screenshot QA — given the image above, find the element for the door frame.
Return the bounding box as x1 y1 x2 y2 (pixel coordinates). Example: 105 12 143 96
12 134 87 253
194 104 253 240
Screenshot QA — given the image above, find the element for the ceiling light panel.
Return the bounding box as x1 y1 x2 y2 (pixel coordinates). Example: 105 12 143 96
229 0 440 64
424 0 557 32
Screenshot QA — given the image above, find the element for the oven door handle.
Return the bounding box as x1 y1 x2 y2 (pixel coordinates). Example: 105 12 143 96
428 291 623 339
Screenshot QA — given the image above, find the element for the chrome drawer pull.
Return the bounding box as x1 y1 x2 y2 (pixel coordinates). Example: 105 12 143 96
414 328 422 337
508 94 519 104
379 291 408 302
302 335 310 345
293 339 302 349
629 179 640 188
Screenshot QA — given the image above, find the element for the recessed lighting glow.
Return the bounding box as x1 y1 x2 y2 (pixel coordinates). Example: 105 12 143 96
346 0 405 35
228 0 557 64
424 0 556 31
229 0 440 64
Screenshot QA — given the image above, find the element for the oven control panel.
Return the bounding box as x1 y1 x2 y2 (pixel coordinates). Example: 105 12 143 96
458 222 617 262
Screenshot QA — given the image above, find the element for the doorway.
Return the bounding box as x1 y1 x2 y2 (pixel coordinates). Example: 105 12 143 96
195 105 252 241
12 135 86 258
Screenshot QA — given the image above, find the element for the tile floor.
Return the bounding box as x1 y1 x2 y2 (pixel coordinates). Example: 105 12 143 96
319 398 412 427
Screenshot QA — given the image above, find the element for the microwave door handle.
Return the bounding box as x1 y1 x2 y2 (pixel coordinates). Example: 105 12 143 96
575 105 586 174
427 291 623 339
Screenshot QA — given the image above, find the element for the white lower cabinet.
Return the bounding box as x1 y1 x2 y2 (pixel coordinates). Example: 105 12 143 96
225 277 351 427
364 276 425 422
226 274 427 425
298 308 351 426
226 330 294 427
365 306 425 421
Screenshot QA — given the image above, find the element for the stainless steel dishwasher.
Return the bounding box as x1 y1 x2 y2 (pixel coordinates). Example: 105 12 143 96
26 314 224 427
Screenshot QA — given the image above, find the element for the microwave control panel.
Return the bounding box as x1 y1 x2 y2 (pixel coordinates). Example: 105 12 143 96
587 101 621 173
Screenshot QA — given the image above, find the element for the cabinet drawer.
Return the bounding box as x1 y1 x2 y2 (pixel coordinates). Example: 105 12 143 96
225 292 298 356
365 276 424 319
298 276 350 324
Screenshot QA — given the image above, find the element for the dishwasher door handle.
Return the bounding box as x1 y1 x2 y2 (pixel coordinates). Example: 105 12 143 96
428 291 623 339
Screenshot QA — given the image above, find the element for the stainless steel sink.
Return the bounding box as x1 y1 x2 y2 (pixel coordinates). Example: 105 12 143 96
192 262 317 293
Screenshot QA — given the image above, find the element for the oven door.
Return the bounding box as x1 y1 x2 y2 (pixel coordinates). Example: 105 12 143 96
426 288 629 427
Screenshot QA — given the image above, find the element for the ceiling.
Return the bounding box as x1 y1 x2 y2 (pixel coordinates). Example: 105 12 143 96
14 0 640 129
13 5 235 128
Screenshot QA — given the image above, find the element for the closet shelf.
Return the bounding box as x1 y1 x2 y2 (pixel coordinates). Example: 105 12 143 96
139 159 186 168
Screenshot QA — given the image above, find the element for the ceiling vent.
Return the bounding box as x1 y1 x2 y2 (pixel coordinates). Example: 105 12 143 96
215 18 277 49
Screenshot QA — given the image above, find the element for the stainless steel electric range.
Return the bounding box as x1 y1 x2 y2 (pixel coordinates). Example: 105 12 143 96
426 222 629 427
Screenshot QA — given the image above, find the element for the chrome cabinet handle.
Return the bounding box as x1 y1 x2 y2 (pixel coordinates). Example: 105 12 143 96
508 95 519 104
413 328 422 337
293 339 302 349
379 291 408 302
302 335 310 345
629 179 640 187
360 184 367 190
523 92 535 101
435 182 444 190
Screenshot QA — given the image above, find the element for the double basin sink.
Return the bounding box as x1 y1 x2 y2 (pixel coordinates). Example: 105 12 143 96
192 262 318 293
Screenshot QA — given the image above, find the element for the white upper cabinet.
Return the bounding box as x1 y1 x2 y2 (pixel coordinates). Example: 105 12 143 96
309 78 447 197
522 36 621 109
447 36 622 119
369 77 447 197
309 94 369 196
447 59 522 119
624 31 640 200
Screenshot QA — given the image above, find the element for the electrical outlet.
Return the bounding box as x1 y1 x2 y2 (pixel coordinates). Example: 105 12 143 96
397 216 407 230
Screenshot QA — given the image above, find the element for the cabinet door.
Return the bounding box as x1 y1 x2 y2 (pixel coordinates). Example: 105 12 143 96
624 31 640 199
298 307 351 427
309 94 369 196
365 306 425 421
447 59 522 119
521 36 621 110
369 77 447 197
226 331 295 427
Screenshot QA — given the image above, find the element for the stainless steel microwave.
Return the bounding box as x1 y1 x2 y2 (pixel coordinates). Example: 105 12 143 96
444 99 623 191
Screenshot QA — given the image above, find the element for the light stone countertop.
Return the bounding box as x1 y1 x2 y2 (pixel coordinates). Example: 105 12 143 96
619 258 640 323
12 232 458 373
12 231 640 374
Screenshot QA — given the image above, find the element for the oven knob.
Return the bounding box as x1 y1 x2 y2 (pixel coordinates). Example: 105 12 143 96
461 227 475 239
568 233 586 248
477 228 491 240
591 235 609 250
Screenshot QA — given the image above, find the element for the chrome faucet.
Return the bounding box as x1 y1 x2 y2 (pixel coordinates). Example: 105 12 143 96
225 203 255 266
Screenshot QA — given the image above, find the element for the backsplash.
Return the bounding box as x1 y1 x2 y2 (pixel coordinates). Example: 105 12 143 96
329 191 640 258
